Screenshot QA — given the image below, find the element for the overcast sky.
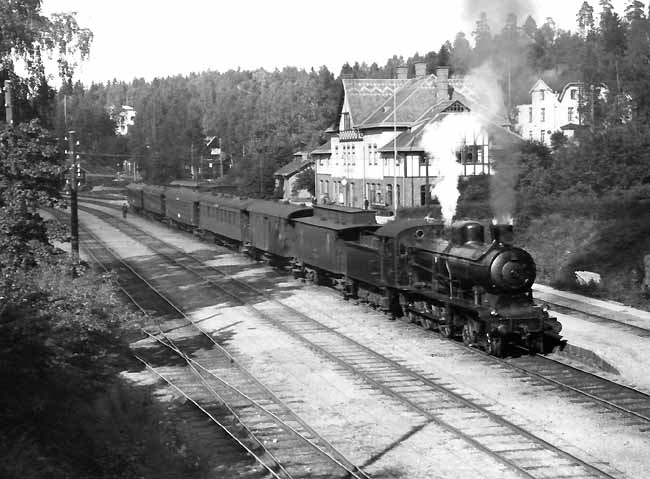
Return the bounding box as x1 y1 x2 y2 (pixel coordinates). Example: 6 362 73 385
41 0 628 85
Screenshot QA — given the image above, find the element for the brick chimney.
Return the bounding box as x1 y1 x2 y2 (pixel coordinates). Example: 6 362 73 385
396 66 408 80
415 62 427 78
436 66 449 100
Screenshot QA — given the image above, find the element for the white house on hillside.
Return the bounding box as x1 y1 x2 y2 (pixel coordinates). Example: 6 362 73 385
114 105 136 136
516 79 607 145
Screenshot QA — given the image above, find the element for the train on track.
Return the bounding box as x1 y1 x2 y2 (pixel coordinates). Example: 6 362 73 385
126 182 563 356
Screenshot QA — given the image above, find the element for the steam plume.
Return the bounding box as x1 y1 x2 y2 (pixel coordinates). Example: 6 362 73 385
422 114 483 226
461 0 539 31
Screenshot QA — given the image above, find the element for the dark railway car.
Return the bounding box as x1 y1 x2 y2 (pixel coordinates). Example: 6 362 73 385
142 184 166 218
198 193 253 245
165 187 200 229
346 220 441 313
243 200 312 261
293 205 379 284
126 183 144 211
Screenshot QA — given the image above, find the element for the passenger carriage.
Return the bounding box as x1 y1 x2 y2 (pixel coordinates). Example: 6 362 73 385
142 184 166 218
165 186 200 229
292 205 379 284
242 200 313 262
197 193 254 246
126 183 144 211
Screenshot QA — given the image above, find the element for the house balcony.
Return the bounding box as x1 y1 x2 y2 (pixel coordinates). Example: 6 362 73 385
338 128 364 142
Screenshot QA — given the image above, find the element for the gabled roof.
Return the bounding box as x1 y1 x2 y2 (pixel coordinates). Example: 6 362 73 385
343 73 509 132
349 76 439 127
377 88 514 153
529 79 553 94
274 157 314 177
310 138 331 156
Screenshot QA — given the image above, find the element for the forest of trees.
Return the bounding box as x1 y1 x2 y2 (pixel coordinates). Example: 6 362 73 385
31 0 650 200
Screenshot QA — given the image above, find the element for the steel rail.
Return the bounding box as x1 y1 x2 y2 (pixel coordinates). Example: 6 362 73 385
134 355 284 479
82 206 617 479
141 328 294 479
74 202 623 479
542 298 650 336
63 207 369 479
503 350 650 423
55 211 287 479
143 326 371 479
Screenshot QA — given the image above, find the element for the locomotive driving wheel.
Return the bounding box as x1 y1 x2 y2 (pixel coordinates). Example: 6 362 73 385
421 318 434 330
439 323 454 338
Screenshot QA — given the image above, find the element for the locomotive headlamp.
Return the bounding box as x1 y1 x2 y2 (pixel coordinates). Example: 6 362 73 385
490 309 498 316
541 303 549 312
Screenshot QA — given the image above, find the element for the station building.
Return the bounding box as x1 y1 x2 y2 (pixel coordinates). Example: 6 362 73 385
312 64 520 209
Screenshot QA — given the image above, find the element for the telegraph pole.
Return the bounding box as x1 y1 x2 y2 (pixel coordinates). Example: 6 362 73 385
4 81 16 177
219 137 224 178
67 131 80 263
4 80 13 126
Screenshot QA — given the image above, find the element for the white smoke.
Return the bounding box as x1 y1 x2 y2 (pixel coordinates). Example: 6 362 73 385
461 62 506 119
422 114 484 226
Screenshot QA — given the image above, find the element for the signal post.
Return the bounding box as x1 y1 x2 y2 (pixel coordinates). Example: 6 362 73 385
67 131 80 263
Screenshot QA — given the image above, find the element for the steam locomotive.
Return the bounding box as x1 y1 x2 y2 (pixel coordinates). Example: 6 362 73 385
126 183 562 356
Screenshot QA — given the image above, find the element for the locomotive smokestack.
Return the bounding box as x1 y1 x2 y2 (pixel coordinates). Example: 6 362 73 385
491 222 514 245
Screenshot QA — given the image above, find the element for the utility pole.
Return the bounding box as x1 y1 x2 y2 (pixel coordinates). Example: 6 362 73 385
4 80 13 126
219 137 224 178
425 153 430 208
393 77 398 216
5 81 16 177
67 131 80 263
258 153 263 198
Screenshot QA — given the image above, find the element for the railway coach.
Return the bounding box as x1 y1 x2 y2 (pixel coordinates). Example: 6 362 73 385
142 184 166 218
165 186 200 230
242 200 313 262
126 183 144 211
292 205 379 285
198 194 254 247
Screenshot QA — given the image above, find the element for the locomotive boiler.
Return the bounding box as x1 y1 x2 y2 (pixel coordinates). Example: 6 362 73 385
396 220 562 355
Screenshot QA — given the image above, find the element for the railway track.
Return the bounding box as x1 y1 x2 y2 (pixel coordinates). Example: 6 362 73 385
501 354 650 429
534 289 650 338
82 200 650 426
73 202 636 479
49 206 369 479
